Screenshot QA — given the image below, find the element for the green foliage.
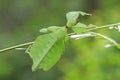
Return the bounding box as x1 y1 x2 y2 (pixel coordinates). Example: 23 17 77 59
39 28 49 33
47 26 61 32
65 35 71 45
66 11 91 27
28 27 66 71
0 11 120 73
1 0 120 80
71 22 87 34
39 26 61 33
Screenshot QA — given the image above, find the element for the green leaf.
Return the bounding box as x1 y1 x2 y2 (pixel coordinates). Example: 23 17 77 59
88 24 98 28
47 26 61 32
79 11 91 16
65 35 70 45
28 27 66 71
66 11 79 27
39 28 49 33
72 22 87 34
39 26 61 33
66 11 91 27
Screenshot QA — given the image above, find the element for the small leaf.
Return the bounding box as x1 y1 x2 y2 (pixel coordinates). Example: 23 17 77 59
39 28 49 33
72 22 87 34
88 24 97 28
66 11 79 27
28 27 67 71
40 26 61 33
66 11 91 27
79 11 91 16
47 26 61 32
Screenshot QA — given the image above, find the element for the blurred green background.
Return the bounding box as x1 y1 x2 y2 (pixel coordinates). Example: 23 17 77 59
0 0 120 80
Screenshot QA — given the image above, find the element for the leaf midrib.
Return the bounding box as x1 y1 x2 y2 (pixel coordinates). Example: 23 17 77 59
35 37 58 69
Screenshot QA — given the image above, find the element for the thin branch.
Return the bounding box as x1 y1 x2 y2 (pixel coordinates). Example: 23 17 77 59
0 23 120 53
85 23 120 32
0 42 34 53
90 32 118 45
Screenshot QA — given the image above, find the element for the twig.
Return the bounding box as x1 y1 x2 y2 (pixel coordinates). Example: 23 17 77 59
90 32 118 45
85 23 120 32
0 42 34 53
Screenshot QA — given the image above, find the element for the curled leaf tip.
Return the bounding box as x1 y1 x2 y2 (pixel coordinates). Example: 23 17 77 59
66 11 91 27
